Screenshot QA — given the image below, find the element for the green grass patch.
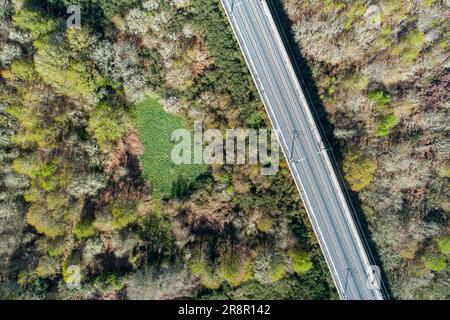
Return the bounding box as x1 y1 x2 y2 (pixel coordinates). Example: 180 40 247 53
133 97 207 201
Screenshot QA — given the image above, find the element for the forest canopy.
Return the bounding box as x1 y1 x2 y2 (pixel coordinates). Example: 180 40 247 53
0 0 448 301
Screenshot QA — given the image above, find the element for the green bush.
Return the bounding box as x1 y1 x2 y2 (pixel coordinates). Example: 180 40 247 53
171 175 192 199
288 248 313 274
73 219 97 239
436 235 450 254
35 256 60 279
34 42 102 99
94 198 139 232
219 249 253 287
423 254 447 272
37 237 66 257
368 91 391 108
343 2 366 30
1 60 38 82
377 113 398 137
47 241 66 257
390 30 425 63
110 199 140 230
93 273 123 291
26 204 66 238
12 156 50 179
13 8 57 39
267 260 287 283
367 91 398 137
88 103 127 152
343 151 377 192
189 252 221 289
66 27 97 53
256 217 275 233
